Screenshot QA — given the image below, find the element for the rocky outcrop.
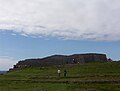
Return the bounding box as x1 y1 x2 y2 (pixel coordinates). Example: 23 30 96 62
13 53 108 69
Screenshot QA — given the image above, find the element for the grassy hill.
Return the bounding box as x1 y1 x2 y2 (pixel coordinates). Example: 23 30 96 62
0 62 120 91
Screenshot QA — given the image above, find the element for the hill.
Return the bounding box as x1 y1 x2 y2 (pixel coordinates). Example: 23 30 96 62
0 62 120 91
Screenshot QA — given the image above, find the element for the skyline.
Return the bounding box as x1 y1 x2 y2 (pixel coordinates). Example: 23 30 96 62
0 0 120 70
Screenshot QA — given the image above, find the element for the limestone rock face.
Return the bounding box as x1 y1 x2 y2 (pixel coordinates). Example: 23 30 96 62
14 53 107 68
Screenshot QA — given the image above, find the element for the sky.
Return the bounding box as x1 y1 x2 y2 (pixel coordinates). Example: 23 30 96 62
0 0 120 70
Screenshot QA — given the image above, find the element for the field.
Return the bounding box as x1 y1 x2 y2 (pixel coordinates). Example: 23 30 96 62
0 62 120 91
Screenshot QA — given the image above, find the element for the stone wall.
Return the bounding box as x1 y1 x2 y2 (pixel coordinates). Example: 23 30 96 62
14 53 108 68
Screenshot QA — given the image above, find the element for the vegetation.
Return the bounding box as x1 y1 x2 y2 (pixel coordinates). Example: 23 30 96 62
0 62 120 91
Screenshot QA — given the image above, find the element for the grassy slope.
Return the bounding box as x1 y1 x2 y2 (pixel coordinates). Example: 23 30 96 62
0 62 120 91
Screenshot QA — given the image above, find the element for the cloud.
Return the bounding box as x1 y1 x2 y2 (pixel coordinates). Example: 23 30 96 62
0 0 120 41
0 56 17 70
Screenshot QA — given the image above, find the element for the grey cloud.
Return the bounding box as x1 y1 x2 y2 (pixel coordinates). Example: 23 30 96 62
0 0 120 41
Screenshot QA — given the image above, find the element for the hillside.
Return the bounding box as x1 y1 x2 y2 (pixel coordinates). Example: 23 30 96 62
0 62 120 91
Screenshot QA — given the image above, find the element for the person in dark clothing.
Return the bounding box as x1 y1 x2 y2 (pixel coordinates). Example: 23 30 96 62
64 70 67 77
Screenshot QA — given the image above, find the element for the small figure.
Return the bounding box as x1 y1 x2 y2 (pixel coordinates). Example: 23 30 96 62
64 69 67 77
58 69 61 77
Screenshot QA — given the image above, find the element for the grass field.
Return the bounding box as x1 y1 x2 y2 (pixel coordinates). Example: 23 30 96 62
0 62 120 91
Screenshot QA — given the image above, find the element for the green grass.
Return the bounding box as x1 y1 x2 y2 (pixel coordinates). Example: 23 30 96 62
0 81 119 91
0 62 120 91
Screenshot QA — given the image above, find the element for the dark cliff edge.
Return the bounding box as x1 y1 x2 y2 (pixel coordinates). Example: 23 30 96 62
10 53 109 71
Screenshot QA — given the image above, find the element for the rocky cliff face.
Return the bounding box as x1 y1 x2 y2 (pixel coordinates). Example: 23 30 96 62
13 53 107 69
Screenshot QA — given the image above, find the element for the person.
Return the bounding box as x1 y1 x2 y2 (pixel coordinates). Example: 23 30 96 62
58 69 61 77
64 69 67 77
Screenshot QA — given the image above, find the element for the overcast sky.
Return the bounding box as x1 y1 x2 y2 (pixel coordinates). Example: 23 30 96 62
0 0 120 70
0 0 120 40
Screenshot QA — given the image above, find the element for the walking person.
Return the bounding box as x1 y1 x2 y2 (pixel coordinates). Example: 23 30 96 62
64 69 67 77
58 69 61 77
